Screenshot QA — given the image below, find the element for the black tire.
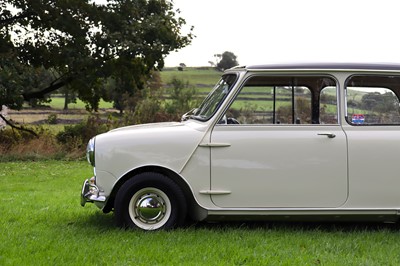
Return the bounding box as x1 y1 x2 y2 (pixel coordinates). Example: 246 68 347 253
114 172 187 230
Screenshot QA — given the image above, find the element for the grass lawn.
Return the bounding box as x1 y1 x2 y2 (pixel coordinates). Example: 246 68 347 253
1 161 400 265
49 98 114 110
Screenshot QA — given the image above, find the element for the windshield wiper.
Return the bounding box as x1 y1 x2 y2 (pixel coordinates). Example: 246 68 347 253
181 108 199 121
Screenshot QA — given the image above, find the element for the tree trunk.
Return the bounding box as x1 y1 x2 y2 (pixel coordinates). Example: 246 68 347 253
64 91 69 110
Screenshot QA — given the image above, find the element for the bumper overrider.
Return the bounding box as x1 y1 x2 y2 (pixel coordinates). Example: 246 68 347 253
80 177 106 207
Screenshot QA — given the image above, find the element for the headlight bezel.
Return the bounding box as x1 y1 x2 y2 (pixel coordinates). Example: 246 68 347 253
86 138 95 167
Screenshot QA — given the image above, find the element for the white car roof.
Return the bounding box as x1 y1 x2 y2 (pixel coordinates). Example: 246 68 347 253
229 63 400 71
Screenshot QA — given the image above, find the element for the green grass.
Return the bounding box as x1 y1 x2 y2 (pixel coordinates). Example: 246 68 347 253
48 97 114 110
1 161 400 265
161 67 221 87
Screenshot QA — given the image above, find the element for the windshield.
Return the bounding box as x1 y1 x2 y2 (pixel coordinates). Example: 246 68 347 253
192 74 237 121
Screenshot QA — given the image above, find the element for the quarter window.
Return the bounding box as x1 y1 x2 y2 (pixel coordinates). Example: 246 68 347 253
345 75 400 125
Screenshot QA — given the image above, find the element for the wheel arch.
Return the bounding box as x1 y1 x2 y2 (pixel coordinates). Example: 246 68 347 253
103 165 207 221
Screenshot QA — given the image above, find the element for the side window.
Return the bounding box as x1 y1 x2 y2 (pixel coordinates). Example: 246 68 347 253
226 85 274 124
320 86 338 124
346 75 400 125
223 76 337 125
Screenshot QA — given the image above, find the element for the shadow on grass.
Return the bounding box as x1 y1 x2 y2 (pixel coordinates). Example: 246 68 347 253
185 220 400 233
70 211 117 231
72 209 400 233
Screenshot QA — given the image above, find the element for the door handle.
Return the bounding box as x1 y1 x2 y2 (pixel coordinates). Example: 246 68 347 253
317 133 336 138
198 143 231 147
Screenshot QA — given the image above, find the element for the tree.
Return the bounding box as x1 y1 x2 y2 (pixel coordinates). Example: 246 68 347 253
361 91 398 113
215 51 239 71
0 52 54 109
0 0 193 111
165 77 198 119
178 63 186 71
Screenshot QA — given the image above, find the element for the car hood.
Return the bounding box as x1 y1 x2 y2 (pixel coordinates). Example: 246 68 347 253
94 120 208 177
108 122 184 133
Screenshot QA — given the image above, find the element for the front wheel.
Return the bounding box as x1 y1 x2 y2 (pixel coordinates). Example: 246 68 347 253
114 172 187 230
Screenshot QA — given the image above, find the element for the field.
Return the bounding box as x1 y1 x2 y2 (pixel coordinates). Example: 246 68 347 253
161 67 221 88
1 161 400 265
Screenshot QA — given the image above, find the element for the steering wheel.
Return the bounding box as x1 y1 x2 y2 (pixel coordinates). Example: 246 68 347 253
227 117 240 124
218 115 228 124
219 115 240 124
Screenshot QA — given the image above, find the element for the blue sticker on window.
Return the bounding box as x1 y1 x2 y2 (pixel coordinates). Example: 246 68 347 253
352 114 365 124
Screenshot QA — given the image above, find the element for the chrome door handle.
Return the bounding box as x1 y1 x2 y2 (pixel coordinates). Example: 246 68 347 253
317 133 336 138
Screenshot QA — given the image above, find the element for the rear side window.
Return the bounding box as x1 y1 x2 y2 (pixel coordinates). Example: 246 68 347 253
345 75 400 125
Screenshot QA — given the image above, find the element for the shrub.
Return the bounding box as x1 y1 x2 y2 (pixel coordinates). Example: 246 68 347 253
0 126 68 161
164 77 199 120
129 89 171 124
56 115 113 150
0 127 37 150
47 113 58 124
127 77 200 124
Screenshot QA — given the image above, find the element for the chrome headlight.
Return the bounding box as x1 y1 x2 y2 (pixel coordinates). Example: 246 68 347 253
86 138 95 167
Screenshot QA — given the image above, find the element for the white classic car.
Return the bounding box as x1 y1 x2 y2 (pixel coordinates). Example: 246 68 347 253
81 63 400 230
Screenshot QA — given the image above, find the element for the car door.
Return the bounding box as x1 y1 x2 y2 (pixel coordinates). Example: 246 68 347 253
208 75 348 208
344 74 400 208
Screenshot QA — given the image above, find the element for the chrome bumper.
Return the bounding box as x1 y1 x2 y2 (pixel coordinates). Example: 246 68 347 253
80 178 106 207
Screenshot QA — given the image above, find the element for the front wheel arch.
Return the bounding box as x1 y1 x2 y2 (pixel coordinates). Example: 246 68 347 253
114 172 187 230
104 166 199 216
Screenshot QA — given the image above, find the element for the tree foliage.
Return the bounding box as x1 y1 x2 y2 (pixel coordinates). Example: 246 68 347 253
361 91 399 113
215 51 239 71
165 77 198 119
129 76 199 124
0 0 193 110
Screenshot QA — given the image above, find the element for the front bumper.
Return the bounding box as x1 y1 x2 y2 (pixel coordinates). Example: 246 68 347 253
80 178 107 207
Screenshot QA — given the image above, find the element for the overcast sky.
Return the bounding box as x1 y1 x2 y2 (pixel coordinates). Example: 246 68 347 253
163 0 400 67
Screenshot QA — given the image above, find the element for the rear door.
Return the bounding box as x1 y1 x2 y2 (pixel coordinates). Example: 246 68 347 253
344 74 400 208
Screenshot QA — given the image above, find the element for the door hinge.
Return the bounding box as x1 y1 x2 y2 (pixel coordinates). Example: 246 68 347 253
199 190 231 195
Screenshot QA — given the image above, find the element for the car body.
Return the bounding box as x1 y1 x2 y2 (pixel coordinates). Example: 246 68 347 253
81 63 400 230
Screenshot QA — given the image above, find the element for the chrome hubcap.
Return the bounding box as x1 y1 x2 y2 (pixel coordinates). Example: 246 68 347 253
129 187 171 230
135 193 166 222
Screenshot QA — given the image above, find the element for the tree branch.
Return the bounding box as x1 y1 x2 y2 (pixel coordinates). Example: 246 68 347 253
22 76 74 101
0 11 36 26
0 113 38 137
